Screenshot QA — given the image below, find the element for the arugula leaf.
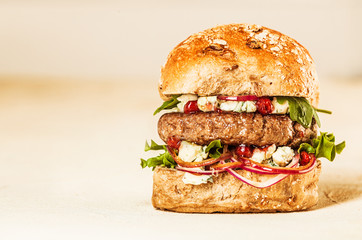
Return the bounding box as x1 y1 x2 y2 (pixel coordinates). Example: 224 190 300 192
315 108 332 114
276 97 287 105
298 132 345 161
313 109 321 128
205 139 223 158
276 97 321 128
141 140 177 170
153 95 180 115
294 97 314 128
298 143 316 154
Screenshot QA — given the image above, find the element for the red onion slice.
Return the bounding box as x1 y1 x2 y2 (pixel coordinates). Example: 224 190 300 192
230 156 300 175
230 157 275 174
226 157 300 188
242 154 317 175
176 166 226 175
210 161 244 171
226 168 291 189
174 151 316 189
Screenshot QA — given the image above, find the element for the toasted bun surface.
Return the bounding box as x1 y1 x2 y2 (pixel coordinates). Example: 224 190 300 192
152 161 321 213
159 23 319 107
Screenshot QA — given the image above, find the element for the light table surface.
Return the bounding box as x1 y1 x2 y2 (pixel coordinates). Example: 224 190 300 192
0 77 361 239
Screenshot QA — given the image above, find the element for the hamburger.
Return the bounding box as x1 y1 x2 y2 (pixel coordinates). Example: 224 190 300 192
141 23 345 213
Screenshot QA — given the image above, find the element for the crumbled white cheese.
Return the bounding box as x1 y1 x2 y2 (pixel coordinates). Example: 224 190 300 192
272 146 294 167
241 101 257 112
197 96 218 112
250 150 265 163
272 97 289 114
196 146 208 162
178 141 207 162
266 144 276 159
182 173 213 185
219 101 243 112
176 94 198 113
251 144 276 163
218 101 257 113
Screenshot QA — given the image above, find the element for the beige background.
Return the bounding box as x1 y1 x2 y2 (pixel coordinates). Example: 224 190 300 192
0 1 361 239
0 0 362 80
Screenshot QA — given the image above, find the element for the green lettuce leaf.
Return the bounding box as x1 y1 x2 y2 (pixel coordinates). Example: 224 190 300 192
140 140 176 170
141 139 225 170
153 95 180 115
298 132 345 161
205 139 223 158
144 140 166 151
335 141 346 154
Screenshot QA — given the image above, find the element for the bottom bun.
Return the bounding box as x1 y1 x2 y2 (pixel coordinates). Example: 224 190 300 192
152 161 321 213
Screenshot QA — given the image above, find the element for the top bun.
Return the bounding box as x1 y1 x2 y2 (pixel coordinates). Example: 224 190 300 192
159 23 319 107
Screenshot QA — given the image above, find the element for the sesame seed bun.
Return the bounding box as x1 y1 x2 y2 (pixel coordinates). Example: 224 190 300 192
159 23 319 107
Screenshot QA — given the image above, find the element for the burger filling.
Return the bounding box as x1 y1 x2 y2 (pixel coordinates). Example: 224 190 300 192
143 95 345 188
177 141 294 167
153 94 332 129
177 141 296 185
175 94 288 114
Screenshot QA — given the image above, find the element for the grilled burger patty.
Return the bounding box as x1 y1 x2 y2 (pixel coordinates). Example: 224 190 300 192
158 112 317 148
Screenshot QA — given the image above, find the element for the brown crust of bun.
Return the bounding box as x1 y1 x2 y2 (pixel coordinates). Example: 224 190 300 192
159 23 319 107
152 160 321 213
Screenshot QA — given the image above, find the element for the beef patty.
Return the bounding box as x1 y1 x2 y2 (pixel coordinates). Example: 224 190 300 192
158 112 317 148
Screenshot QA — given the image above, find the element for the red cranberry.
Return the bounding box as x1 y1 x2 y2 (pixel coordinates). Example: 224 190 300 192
256 97 274 115
298 131 305 138
236 144 253 158
300 151 314 166
184 101 200 114
167 137 181 149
